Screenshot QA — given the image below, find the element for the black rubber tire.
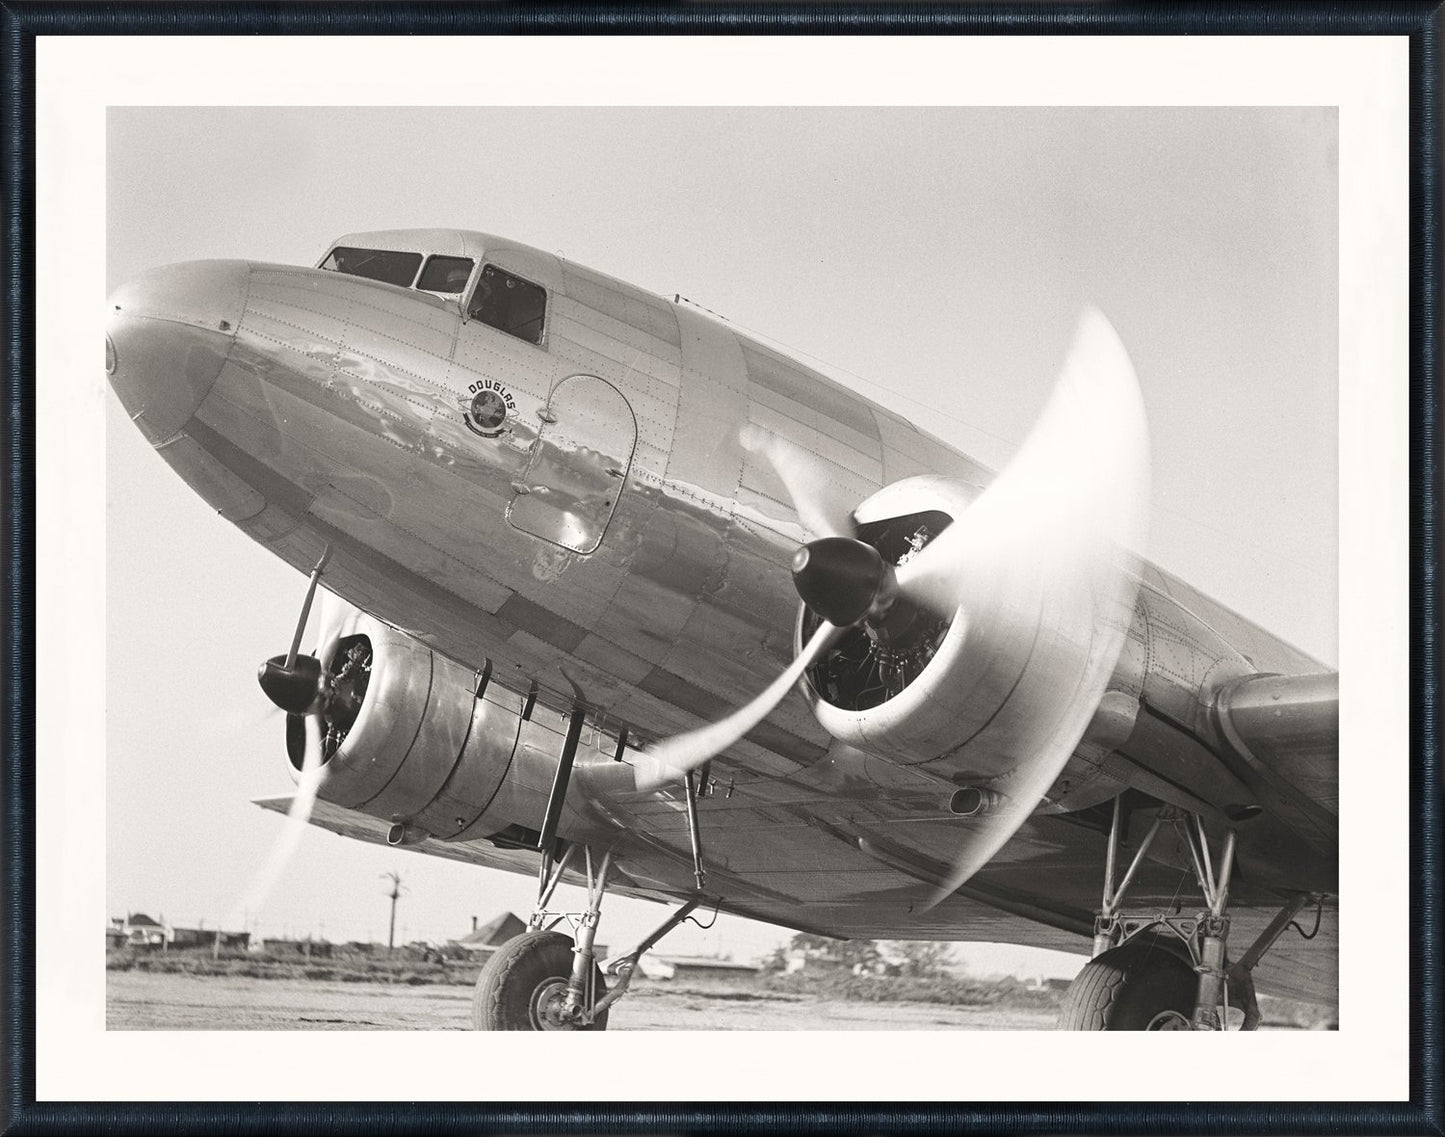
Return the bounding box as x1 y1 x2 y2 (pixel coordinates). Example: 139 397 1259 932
471 930 609 1031
1057 939 1198 1031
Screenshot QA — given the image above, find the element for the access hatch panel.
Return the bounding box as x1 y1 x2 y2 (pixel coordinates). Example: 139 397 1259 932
506 374 636 555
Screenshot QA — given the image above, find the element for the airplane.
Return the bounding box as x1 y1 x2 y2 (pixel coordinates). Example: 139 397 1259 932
105 227 1338 1032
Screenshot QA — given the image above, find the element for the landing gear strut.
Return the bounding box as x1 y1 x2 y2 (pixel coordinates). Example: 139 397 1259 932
472 928 610 1031
470 840 710 1031
1060 797 1320 1031
473 845 616 1030
471 729 715 1030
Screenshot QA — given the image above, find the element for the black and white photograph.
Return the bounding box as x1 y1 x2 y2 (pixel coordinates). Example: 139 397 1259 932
28 30 1412 1109
103 102 1342 1037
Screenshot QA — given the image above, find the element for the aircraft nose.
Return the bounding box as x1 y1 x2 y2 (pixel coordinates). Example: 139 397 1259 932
106 260 249 443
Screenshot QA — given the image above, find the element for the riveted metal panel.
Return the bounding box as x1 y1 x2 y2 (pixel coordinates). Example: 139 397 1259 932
662 601 793 707
307 491 514 614
338 312 456 409
242 291 351 350
637 666 828 769
495 593 588 653
255 265 459 339
746 399 884 484
1153 566 1328 675
548 300 680 376
627 290 683 348
572 632 654 685
451 316 559 404
152 434 265 522
668 304 749 501
547 340 677 462
585 507 714 660
236 502 303 545
561 262 630 323
737 437 879 536
874 407 992 487
1138 584 1253 734
740 341 880 441
550 301 683 379
748 381 884 459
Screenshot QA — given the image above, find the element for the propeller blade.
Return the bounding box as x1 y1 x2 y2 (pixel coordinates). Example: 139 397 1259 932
633 303 1145 920
314 587 343 676
741 424 855 539
894 307 1149 619
635 621 842 790
905 307 1149 906
233 582 347 930
229 713 327 928
284 547 332 669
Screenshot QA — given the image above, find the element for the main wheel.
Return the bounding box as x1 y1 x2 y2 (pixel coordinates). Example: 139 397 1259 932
1057 939 1198 1031
471 930 610 1031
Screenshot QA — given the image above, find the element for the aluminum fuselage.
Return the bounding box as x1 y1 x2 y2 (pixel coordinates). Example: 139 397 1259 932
107 229 1336 1000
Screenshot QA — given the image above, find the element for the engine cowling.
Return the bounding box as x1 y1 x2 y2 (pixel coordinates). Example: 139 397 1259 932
287 605 525 843
798 474 1075 785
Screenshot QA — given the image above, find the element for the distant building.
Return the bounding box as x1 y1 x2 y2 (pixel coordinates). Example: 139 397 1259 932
782 949 851 976
257 937 332 958
110 912 170 949
168 926 209 950
169 927 245 951
645 955 761 985
451 912 527 959
449 912 606 964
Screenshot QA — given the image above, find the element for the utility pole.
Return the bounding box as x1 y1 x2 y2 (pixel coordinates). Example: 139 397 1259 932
381 871 405 954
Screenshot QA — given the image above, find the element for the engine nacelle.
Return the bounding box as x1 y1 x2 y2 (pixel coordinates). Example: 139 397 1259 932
288 604 525 843
798 474 1079 783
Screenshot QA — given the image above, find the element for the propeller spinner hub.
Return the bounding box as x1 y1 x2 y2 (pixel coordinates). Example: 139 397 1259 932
791 537 897 627
257 653 327 715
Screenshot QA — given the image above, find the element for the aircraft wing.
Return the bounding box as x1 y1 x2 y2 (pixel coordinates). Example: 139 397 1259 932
1213 671 1339 855
255 785 1337 1008
253 795 685 908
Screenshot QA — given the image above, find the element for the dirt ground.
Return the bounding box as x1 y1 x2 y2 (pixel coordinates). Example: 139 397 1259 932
107 970 1061 1030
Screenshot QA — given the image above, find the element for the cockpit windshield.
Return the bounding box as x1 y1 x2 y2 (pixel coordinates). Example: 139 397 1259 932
321 246 423 288
468 264 547 344
416 255 475 294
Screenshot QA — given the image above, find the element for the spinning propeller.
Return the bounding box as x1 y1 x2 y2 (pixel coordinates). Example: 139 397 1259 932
639 309 1150 904
236 554 346 924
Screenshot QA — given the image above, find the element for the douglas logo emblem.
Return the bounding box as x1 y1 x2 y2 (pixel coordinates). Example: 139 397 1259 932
463 378 516 437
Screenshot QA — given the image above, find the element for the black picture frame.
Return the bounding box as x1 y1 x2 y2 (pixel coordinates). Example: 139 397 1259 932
3 3 1439 1134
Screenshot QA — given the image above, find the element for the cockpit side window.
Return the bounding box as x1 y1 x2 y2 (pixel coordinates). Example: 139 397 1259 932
322 246 423 288
468 264 547 345
416 255 475 294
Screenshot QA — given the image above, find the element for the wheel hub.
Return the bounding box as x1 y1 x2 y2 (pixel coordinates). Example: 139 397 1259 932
1146 1010 1194 1031
529 978 582 1030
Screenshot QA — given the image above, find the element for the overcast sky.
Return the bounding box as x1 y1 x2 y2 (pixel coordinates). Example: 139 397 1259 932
105 105 1337 971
